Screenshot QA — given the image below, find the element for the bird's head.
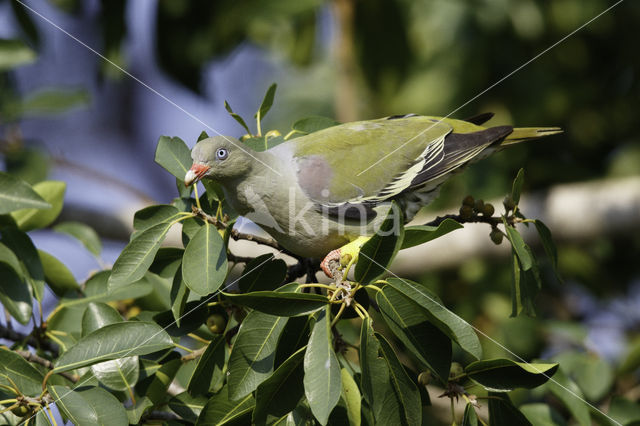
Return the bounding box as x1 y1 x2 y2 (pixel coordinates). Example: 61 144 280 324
184 136 253 186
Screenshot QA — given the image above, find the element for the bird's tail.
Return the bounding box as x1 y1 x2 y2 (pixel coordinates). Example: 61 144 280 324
502 127 563 146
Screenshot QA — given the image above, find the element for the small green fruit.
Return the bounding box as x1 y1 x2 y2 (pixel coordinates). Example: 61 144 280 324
473 199 485 213
483 203 495 217
490 229 504 245
459 205 473 219
462 195 475 207
418 371 431 386
206 314 227 334
10 405 30 417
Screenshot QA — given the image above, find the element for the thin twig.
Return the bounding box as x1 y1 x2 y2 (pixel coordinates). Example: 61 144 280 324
14 350 77 383
0 325 59 355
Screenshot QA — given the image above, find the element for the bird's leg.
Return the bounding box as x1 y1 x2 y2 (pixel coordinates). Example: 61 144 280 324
320 236 371 279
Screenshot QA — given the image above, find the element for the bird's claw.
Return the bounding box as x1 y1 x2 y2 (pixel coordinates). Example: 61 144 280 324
320 249 342 279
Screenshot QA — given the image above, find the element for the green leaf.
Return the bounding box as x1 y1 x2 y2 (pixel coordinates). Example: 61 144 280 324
11 181 66 231
512 168 525 205
243 135 286 152
488 392 532 426
509 249 540 317
255 83 277 121
228 310 288 400
81 302 122 336
360 318 402 424
18 88 89 117
223 287 328 317
53 322 174 372
108 221 175 291
570 354 614 401
377 286 451 383
253 347 306 424
462 403 479 426
503 221 533 271
341 368 361 426
38 250 79 296
291 116 340 135
465 358 558 392
541 367 590 426
0 241 22 276
196 386 255 426
198 131 210 141
91 356 140 392
0 39 36 71
224 100 252 135
142 358 181 405
607 396 640 425
48 385 128 425
520 403 567 426
54 221 102 257
385 277 482 360
401 218 463 249
155 136 193 180
169 392 208 423
126 396 153 425
274 315 311 368
355 204 404 284
0 226 45 301
0 171 50 214
133 204 181 233
304 307 341 425
0 264 32 324
376 332 422 426
170 270 189 326
187 335 226 396
238 253 287 293
153 300 209 337
534 219 561 280
182 222 228 296
0 348 44 397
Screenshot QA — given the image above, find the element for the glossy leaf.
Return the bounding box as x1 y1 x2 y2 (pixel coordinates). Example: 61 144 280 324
341 368 362 426
170 269 189 326
253 347 306 424
376 332 422 426
385 278 482 360
0 264 32 324
304 307 341 425
511 168 525 205
198 131 210 141
503 221 533 271
155 136 193 180
355 204 404 284
401 218 463 249
462 403 479 426
291 116 339 135
38 250 79 296
182 222 228 295
465 358 558 392
510 250 540 317
256 83 277 121
126 397 153 425
91 356 140 392
59 270 152 310
133 204 181 234
108 221 174 290
54 221 102 257
0 348 44 397
0 226 45 301
0 171 50 213
153 300 209 337
81 302 122 336
187 335 226 396
0 38 36 71
54 322 174 372
48 385 128 425
274 315 311 368
224 100 252 135
11 181 66 231
488 392 532 426
169 392 208 423
143 358 181 405
520 403 567 426
223 288 328 317
377 286 452 383
228 310 288 400
360 317 393 420
238 253 287 293
196 386 254 426
0 241 21 276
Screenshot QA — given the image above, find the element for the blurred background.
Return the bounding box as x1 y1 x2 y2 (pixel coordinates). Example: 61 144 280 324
1 0 639 423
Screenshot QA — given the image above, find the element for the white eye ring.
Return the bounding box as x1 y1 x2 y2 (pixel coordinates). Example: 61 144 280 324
216 148 228 160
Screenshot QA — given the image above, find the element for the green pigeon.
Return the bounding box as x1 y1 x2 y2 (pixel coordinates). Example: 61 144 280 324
185 113 561 277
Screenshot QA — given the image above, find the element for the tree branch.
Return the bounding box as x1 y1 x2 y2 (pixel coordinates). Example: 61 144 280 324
0 325 59 355
14 350 77 383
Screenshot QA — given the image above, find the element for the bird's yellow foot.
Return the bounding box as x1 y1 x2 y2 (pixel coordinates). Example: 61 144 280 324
320 236 371 279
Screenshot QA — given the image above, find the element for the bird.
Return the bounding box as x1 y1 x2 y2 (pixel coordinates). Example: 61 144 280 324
184 113 561 278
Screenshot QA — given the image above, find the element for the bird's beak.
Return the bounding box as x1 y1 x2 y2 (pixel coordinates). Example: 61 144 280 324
185 163 210 187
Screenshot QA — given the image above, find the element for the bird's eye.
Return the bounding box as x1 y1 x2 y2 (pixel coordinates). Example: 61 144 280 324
216 148 228 160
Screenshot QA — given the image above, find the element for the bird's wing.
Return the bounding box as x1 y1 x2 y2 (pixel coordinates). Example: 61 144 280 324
292 115 452 208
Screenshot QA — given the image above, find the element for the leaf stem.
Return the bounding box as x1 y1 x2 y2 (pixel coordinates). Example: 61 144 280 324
193 182 203 212
46 403 58 426
174 343 193 353
330 304 346 327
297 283 336 292
0 399 17 405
